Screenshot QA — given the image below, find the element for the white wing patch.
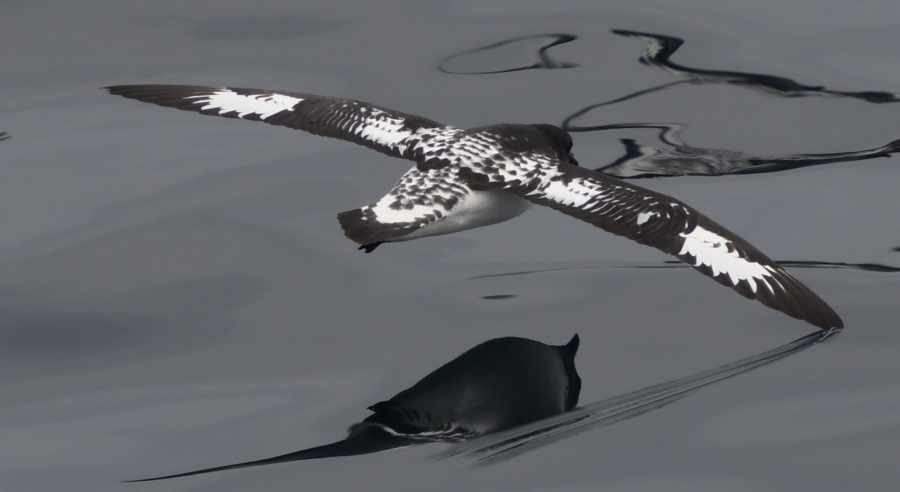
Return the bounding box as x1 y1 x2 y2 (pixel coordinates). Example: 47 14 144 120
106 85 842 329
356 108 412 150
636 211 658 225
679 225 776 294
533 176 599 208
185 90 303 120
365 192 441 230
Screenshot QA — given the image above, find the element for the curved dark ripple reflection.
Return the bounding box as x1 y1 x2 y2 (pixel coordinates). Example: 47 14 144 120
0 132 9 142
612 29 900 103
439 34 578 74
439 329 837 465
582 123 900 178
127 335 580 481
561 30 900 177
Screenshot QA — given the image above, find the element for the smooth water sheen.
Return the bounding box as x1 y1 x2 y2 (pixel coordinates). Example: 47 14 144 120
2 1 899 491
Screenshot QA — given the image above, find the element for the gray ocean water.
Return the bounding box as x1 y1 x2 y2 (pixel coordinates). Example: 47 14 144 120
2 1 899 491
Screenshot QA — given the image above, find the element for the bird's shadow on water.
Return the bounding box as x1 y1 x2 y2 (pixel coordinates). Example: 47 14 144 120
435 329 838 465
123 329 836 481
125 335 583 481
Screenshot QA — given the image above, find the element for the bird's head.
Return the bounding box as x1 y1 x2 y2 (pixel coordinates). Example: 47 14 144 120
531 123 579 166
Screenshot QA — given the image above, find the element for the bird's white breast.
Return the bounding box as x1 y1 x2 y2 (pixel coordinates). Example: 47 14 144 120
395 190 532 241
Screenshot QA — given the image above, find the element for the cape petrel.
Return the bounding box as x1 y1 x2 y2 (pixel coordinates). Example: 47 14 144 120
127 335 580 480
105 84 843 331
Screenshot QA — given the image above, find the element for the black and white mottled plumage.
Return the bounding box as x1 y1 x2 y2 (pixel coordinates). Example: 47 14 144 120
105 84 843 330
127 335 581 481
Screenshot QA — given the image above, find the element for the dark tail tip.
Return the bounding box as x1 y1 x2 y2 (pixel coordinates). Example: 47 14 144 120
564 333 580 356
358 242 383 253
562 334 582 410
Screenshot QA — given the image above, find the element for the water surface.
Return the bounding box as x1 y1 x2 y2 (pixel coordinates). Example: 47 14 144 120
2 1 899 491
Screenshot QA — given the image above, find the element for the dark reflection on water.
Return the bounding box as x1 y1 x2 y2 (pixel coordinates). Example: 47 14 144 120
611 29 900 103
127 335 580 481
470 266 607 280
558 29 900 177
438 329 838 465
439 34 577 74
443 30 900 178
127 328 837 480
581 123 900 178
470 259 900 280
0 132 9 142
481 294 517 300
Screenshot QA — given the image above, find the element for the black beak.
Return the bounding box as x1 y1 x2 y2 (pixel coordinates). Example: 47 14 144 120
569 153 579 166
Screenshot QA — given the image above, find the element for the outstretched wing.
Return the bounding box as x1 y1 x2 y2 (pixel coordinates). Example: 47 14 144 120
105 84 449 161
125 425 417 482
459 150 843 330
338 164 473 248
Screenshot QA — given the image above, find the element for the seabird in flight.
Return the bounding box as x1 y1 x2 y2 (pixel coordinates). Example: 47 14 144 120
105 84 843 330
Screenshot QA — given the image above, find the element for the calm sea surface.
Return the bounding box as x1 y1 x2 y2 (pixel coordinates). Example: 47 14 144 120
2 1 899 490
